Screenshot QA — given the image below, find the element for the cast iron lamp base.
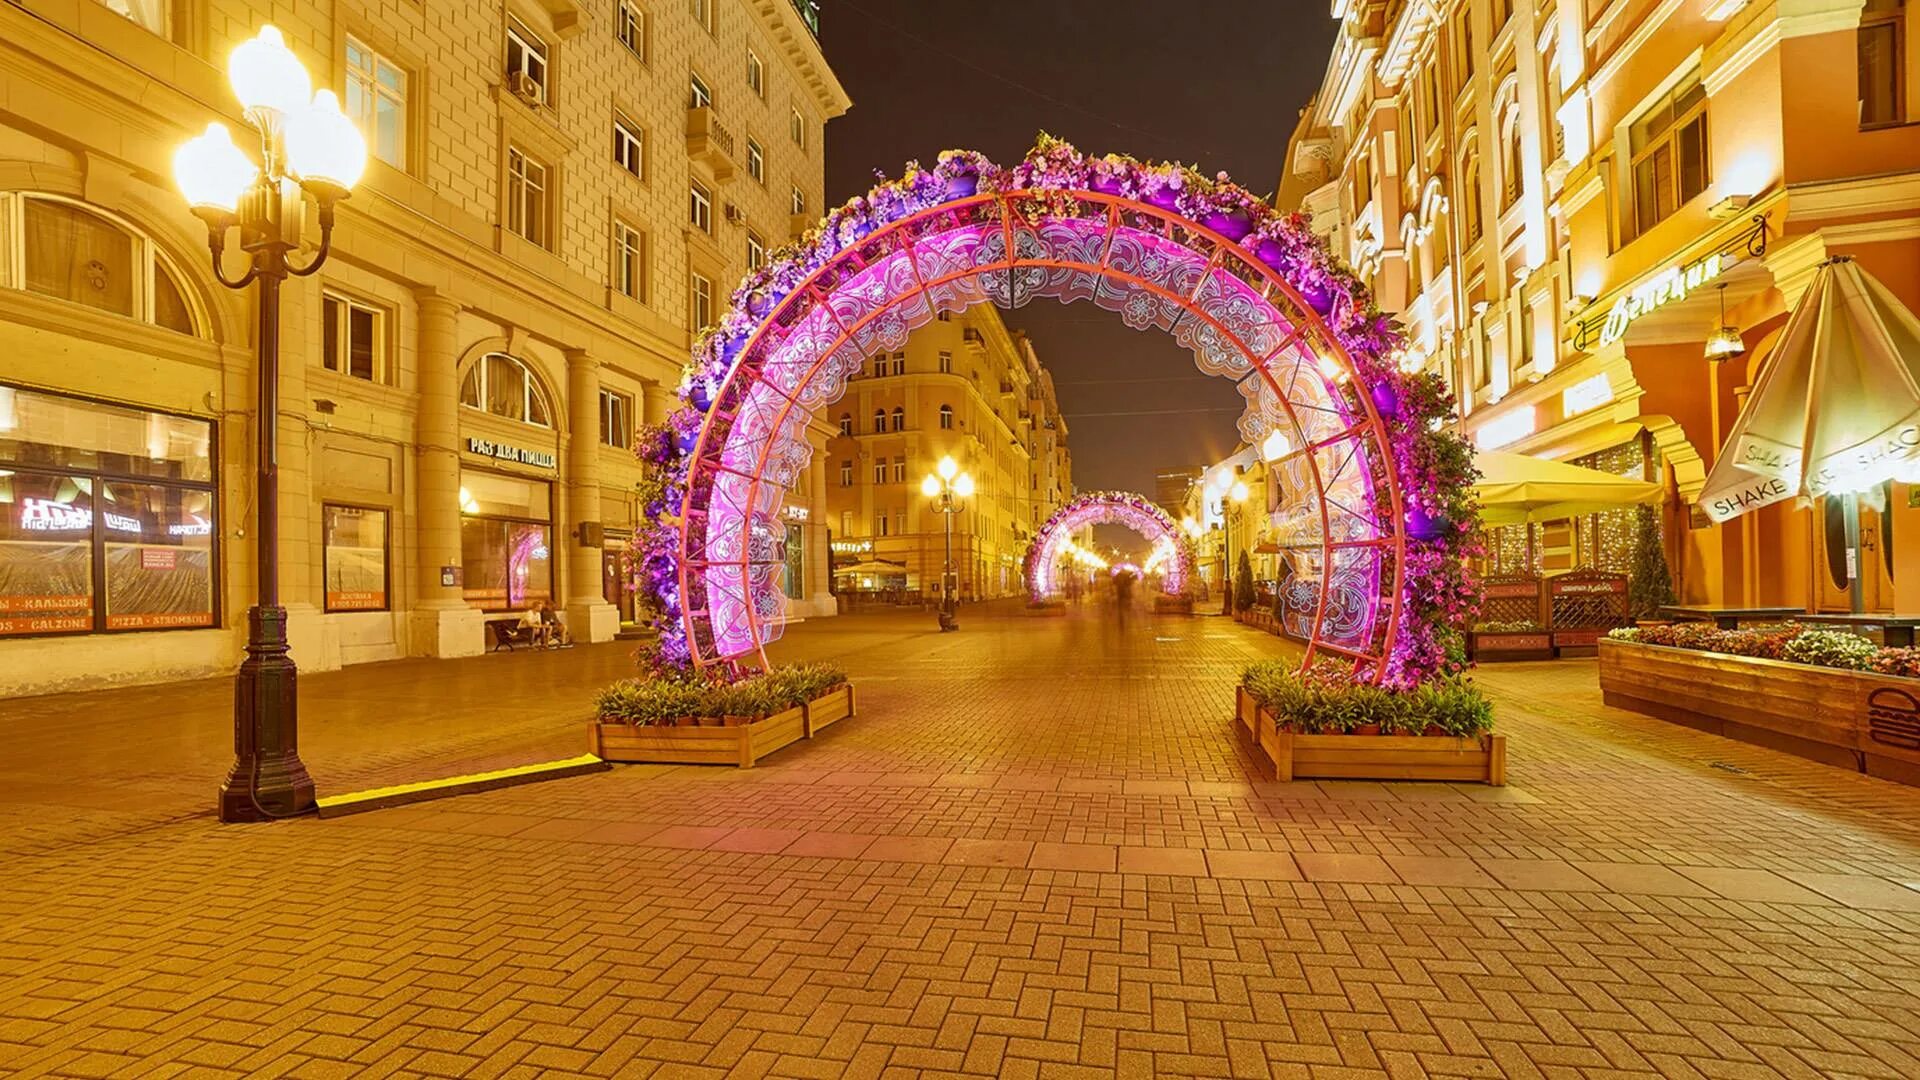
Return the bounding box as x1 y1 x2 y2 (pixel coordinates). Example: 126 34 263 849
217 605 316 822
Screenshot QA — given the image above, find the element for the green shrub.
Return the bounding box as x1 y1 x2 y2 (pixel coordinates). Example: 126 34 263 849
1781 628 1877 671
596 662 849 725
1239 663 1494 737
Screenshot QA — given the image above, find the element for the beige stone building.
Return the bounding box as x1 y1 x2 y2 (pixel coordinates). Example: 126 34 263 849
0 0 849 695
1281 0 1920 613
823 306 1075 604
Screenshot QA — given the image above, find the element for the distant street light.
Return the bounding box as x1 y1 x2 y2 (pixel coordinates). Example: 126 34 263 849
1222 473 1247 616
175 25 367 822
923 456 973 632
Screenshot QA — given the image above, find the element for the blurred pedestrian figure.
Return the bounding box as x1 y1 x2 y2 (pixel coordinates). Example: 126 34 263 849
1112 569 1136 628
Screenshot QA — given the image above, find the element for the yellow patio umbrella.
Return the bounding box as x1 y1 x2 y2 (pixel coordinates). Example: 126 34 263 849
1473 450 1662 525
1697 256 1920 611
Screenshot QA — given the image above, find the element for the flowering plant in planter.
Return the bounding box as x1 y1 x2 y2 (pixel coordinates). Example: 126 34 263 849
1871 647 1920 679
1240 660 1494 737
1781 629 1879 671
1475 619 1544 634
595 662 849 726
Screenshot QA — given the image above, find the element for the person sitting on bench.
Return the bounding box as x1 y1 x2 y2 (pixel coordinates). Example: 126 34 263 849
539 601 571 647
520 601 553 647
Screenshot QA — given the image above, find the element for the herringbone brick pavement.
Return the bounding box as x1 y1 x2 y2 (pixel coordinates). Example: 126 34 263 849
3 601 1919 1078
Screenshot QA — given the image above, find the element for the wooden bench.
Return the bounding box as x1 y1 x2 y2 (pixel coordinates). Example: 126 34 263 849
485 614 538 651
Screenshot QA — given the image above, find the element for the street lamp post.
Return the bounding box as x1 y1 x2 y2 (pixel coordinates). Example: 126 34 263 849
920 456 974 632
1207 467 1248 616
174 26 367 822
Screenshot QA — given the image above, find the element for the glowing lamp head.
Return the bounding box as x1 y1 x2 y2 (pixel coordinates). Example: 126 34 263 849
919 475 941 497
1206 467 1232 495
1261 430 1291 461
953 473 975 498
1704 326 1746 362
228 25 311 118
285 89 367 193
1230 481 1249 503
173 122 256 215
937 455 959 481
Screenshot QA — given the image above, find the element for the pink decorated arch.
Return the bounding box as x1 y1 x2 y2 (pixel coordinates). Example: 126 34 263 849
1025 492 1192 601
643 140 1482 688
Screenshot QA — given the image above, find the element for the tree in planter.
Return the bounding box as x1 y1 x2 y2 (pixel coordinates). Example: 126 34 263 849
1234 550 1257 614
1627 504 1675 619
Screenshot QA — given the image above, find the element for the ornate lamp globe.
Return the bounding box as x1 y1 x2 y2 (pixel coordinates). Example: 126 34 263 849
286 90 367 193
173 122 255 217
228 25 310 119
919 475 941 497
953 473 975 498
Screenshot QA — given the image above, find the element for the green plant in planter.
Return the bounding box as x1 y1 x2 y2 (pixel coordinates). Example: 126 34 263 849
1627 504 1676 619
1239 664 1494 738
1234 550 1256 614
1781 628 1878 671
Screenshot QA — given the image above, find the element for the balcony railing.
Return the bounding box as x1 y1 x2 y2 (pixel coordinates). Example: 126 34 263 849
685 107 737 182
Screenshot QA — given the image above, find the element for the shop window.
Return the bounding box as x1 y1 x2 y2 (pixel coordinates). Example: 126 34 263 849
747 47 765 98
1860 0 1908 127
599 388 633 448
616 1 646 59
321 292 389 383
1626 76 1708 241
505 145 549 247
782 522 803 600
98 0 167 35
345 35 408 170
0 389 218 637
458 471 552 611
459 353 552 427
613 220 646 301
689 72 712 110
747 137 765 183
505 17 549 104
613 114 644 178
323 505 388 611
939 404 954 429
689 178 712 233
8 195 200 336
690 271 713 330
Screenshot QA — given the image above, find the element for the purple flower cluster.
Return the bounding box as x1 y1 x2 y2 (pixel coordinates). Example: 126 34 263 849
636 135 1480 684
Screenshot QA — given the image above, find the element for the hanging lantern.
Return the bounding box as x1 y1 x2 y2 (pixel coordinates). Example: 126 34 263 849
1705 283 1745 362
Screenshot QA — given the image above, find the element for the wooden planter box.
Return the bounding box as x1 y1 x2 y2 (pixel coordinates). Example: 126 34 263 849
1235 684 1260 735
1025 602 1067 617
1153 595 1194 614
1471 630 1553 662
1269 731 1505 784
590 685 856 768
1598 639 1920 785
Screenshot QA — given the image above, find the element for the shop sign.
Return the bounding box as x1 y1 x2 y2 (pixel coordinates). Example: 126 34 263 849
1592 254 1724 349
19 497 90 532
783 504 810 522
1561 373 1614 417
830 538 871 557
141 548 176 570
467 436 556 470
327 590 385 610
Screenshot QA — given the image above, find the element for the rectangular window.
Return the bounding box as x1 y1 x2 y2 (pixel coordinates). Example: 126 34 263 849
890 351 905 376
458 470 552 611
839 460 852 486
322 293 388 383
747 47 765 97
1627 76 1708 240
892 457 905 482
98 0 167 35
782 521 804 600
938 350 952 373
790 106 807 148
613 221 646 300
506 146 549 247
746 229 766 271
691 0 713 33
1860 0 1907 127
873 460 887 484
689 179 712 233
505 18 549 103
689 72 712 110
690 271 714 329
613 114 644 177
323 505 389 612
871 355 887 378
877 513 889 537
599 388 633 448
616 1 645 58
747 137 765 183
345 36 408 169
101 480 215 630
791 186 806 215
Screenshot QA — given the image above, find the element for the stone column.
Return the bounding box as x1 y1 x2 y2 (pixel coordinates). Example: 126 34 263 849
278 277 340 671
411 290 484 657
565 349 620 642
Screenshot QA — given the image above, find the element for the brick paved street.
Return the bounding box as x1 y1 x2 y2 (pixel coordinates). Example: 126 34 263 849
5 601 1920 1078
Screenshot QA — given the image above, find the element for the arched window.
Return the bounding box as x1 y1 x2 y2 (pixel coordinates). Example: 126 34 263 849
460 353 553 426
1461 153 1484 244
872 408 885 433
1502 115 1524 208
890 406 904 432
939 404 954 430
837 412 851 436
4 192 200 336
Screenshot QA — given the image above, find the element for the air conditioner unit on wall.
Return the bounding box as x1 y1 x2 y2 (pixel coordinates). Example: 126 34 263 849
723 203 745 225
506 70 543 105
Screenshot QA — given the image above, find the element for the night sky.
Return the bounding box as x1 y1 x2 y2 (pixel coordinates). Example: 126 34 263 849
817 0 1337 504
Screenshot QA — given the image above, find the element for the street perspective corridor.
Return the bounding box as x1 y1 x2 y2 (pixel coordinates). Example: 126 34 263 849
4 601 1920 1078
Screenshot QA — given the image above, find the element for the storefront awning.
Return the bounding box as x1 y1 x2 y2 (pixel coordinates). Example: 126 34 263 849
834 560 907 577
1473 450 1662 525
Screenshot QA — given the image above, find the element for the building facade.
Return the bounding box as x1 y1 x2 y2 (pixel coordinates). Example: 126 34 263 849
0 0 849 695
1282 0 1920 612
823 306 1075 604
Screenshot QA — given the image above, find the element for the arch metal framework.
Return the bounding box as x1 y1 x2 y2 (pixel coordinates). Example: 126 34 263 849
1023 492 1192 601
675 165 1412 680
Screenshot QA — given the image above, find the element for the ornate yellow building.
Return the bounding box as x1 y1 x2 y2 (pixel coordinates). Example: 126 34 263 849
1283 0 1920 612
824 306 1074 604
0 0 849 694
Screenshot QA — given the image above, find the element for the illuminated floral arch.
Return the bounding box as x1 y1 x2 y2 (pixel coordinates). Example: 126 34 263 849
635 137 1480 687
1025 491 1192 600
